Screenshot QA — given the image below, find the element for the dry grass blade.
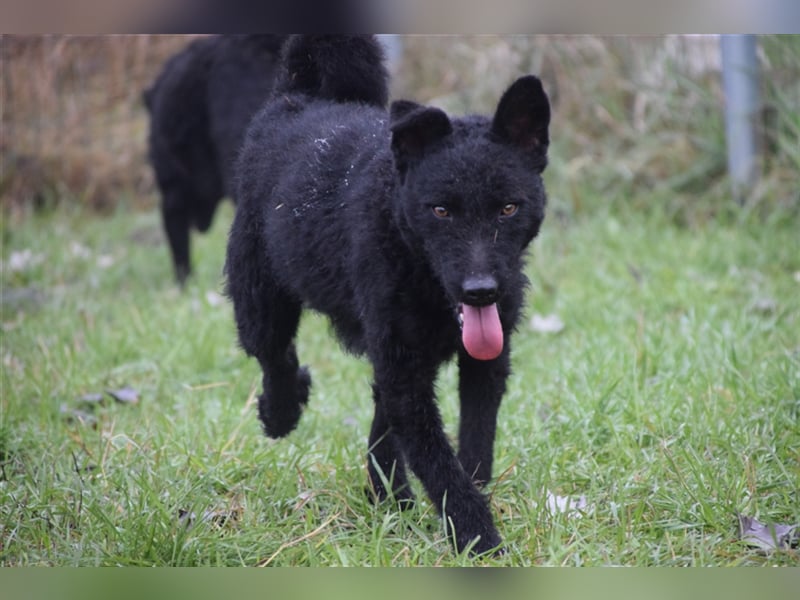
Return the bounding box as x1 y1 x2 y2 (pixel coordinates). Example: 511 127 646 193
255 514 340 567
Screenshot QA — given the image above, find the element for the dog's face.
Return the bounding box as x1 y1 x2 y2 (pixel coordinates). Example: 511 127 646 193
390 76 550 360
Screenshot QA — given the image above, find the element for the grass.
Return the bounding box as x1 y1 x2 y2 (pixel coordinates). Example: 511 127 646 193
2 34 798 566
1 195 798 566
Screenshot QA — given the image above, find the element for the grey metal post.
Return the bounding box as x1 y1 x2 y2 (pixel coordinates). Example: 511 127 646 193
377 34 403 76
720 35 761 203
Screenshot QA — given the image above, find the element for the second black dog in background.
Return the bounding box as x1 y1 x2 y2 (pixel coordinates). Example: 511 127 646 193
144 34 285 284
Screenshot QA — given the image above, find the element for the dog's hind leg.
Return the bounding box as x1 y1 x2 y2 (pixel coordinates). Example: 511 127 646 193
226 209 311 438
252 295 311 439
367 385 414 507
456 350 510 487
161 191 192 284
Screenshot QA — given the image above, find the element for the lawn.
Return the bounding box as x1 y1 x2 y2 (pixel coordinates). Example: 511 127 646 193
1 194 797 566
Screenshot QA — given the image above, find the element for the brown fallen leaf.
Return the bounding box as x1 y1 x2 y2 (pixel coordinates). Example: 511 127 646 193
737 514 799 552
106 387 140 405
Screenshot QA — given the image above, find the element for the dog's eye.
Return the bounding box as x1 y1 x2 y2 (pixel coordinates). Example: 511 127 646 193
432 206 450 218
500 203 519 217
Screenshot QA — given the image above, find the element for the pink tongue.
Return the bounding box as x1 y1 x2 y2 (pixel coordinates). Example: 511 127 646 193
461 303 503 361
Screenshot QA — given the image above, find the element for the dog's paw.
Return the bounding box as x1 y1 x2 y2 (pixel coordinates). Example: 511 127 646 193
476 541 507 559
452 523 504 557
259 398 302 438
462 533 505 558
258 366 312 438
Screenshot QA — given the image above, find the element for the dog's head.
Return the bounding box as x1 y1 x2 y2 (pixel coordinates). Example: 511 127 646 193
390 76 550 361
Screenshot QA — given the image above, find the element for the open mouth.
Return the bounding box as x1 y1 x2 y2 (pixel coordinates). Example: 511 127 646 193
458 302 504 361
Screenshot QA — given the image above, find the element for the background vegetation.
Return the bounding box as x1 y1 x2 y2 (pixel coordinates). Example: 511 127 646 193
1 35 798 565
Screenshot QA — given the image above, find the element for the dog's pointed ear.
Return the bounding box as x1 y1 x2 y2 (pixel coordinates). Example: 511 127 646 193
391 100 453 178
491 75 550 168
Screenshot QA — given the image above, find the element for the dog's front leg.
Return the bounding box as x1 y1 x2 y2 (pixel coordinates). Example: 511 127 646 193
373 356 502 555
367 384 414 506
456 348 510 487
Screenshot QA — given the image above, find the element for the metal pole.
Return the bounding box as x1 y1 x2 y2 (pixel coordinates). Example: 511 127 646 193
377 34 403 76
720 35 761 203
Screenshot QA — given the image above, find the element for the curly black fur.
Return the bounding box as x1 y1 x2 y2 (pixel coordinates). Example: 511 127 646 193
225 35 551 555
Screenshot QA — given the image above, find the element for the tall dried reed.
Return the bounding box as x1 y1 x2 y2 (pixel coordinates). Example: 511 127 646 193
1 35 797 222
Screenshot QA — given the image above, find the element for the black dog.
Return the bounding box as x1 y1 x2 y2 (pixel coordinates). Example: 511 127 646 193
145 34 286 284
226 35 550 555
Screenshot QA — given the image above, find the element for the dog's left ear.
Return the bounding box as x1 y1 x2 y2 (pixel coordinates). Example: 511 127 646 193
390 100 453 179
491 75 550 167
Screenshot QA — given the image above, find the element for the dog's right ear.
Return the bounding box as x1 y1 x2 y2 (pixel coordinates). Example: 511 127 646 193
390 100 453 179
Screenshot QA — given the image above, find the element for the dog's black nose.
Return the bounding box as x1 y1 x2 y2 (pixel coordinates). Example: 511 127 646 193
462 275 499 305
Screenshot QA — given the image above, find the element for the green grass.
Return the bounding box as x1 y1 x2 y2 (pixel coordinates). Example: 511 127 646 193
1 197 798 566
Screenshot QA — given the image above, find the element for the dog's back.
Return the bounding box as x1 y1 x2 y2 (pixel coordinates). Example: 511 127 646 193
230 36 393 352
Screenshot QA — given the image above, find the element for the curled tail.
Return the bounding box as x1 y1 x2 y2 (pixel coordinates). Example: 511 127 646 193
275 35 389 108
